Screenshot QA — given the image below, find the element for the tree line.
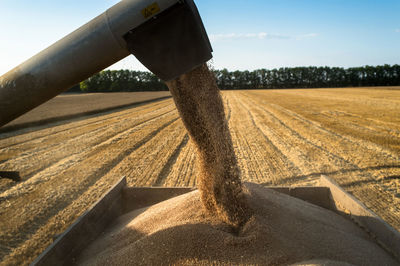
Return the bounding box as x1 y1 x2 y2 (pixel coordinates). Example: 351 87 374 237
78 70 168 92
72 64 400 92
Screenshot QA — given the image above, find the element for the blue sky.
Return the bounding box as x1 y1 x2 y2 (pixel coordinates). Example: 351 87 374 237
0 0 399 75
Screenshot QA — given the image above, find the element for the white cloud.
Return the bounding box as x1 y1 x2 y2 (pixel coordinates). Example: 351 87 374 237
395 29 400 33
210 32 317 42
209 32 290 41
295 33 318 41
296 33 318 39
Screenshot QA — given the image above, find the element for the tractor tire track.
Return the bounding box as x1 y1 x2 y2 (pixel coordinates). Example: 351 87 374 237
229 92 299 184
153 134 189 186
0 107 176 194
0 101 173 163
163 140 198 187
239 90 400 229
0 100 171 148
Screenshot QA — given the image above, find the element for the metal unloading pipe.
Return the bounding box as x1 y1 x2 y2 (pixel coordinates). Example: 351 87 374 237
0 0 212 128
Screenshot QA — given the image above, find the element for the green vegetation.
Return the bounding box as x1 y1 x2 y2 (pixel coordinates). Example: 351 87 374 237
76 64 400 92
79 70 168 92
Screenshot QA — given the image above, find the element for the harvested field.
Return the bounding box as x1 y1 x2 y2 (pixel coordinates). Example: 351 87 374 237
0 87 400 264
0 91 171 133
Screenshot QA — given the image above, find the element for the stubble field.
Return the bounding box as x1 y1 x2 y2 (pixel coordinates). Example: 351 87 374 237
0 87 399 265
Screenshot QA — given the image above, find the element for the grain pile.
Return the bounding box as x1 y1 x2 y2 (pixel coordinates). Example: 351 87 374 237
166 64 250 227
77 183 397 265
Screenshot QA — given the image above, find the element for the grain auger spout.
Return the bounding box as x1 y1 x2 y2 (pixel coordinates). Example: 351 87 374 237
0 0 212 128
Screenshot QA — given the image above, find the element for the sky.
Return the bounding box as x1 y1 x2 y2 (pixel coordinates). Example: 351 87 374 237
0 0 399 76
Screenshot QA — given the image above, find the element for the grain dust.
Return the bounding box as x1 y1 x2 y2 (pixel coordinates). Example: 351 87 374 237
166 64 250 227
